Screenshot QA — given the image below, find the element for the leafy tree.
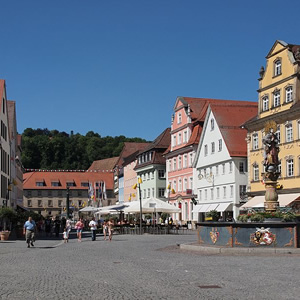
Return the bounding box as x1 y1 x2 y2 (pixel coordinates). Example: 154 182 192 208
21 128 149 170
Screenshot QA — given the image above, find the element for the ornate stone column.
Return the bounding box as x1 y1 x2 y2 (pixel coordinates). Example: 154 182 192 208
264 172 280 212
262 121 280 213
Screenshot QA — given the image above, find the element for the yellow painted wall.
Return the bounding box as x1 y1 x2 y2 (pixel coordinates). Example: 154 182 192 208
249 119 300 193
248 41 300 194
259 43 297 119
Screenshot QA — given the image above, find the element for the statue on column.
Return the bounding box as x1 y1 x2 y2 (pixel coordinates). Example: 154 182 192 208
262 121 281 213
262 121 279 173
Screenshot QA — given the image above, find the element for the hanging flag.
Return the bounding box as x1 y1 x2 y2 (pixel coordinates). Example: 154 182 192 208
88 182 94 200
103 181 107 200
98 181 102 201
94 182 97 201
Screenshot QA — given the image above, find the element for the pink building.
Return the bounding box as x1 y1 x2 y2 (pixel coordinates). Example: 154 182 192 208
165 97 245 223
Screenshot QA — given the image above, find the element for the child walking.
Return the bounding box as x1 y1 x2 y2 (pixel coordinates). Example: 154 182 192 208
63 227 68 243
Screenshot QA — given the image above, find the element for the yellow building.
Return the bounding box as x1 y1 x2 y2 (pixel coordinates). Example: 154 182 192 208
244 40 300 197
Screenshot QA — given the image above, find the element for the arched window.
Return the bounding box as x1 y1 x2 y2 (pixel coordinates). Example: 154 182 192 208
262 96 269 112
287 159 294 177
273 90 281 107
253 164 259 181
274 59 282 76
286 86 293 103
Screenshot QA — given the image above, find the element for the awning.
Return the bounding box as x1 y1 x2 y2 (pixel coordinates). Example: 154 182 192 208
216 202 232 212
198 204 211 212
192 205 203 213
207 203 219 211
240 193 300 209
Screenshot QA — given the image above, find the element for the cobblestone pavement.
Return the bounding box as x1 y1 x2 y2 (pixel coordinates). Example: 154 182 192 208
0 231 299 300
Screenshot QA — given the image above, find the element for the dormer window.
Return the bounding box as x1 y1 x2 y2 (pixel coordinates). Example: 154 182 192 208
274 59 282 76
36 180 45 187
66 181 76 187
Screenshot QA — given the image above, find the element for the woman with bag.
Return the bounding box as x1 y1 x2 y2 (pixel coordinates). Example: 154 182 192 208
75 218 84 242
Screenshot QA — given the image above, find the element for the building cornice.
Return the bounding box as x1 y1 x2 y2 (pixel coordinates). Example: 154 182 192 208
257 73 298 93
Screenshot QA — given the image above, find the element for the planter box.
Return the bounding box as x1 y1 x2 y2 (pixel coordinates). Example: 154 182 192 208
0 231 11 241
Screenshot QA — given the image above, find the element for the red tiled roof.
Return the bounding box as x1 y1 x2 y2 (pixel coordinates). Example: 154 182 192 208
23 171 114 190
116 142 150 167
88 157 119 171
210 103 258 156
182 97 256 122
186 124 202 147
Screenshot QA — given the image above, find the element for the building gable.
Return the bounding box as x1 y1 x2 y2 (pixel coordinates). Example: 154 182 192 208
193 107 231 171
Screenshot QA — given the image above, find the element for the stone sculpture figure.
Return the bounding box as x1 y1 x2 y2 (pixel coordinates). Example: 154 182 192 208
262 122 279 172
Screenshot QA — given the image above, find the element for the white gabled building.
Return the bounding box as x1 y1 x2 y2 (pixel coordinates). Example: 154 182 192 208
192 102 257 221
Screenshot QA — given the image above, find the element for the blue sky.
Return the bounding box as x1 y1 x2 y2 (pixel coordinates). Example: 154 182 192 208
1 0 300 141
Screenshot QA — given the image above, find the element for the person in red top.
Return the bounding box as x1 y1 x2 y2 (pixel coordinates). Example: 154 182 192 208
75 218 84 242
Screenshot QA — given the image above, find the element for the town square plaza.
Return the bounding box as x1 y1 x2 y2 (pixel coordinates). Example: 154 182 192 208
0 232 299 300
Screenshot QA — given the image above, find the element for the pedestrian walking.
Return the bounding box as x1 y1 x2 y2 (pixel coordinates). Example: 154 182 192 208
75 218 84 242
44 217 52 237
103 221 107 240
63 227 68 243
107 218 114 242
89 217 97 241
66 219 71 239
23 216 36 248
54 216 61 238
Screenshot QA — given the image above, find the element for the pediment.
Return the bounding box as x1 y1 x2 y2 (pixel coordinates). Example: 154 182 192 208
266 40 288 58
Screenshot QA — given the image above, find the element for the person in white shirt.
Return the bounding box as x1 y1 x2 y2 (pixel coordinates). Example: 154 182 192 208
89 217 98 241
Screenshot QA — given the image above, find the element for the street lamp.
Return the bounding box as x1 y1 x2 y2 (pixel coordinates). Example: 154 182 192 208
133 177 143 234
66 186 70 219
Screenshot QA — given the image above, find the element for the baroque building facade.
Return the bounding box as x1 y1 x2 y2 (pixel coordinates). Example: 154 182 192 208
244 40 300 204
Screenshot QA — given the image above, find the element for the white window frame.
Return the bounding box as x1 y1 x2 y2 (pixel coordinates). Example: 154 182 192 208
223 186 226 199
253 164 259 181
262 96 269 112
183 154 187 168
274 59 281 76
178 178 182 192
273 90 280 107
178 112 182 124
285 123 293 143
184 177 187 191
173 158 177 170
287 159 294 177
172 135 176 147
211 119 214 131
286 86 293 103
189 177 193 190
204 145 208 156
216 165 219 176
230 185 233 198
216 187 220 199
189 153 193 166
178 133 182 145
178 155 182 169
218 139 222 151
229 162 233 173
252 133 259 150
211 142 215 154
222 163 225 174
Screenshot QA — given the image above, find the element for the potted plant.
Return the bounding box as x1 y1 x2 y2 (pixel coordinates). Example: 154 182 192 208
0 207 17 240
206 210 219 222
